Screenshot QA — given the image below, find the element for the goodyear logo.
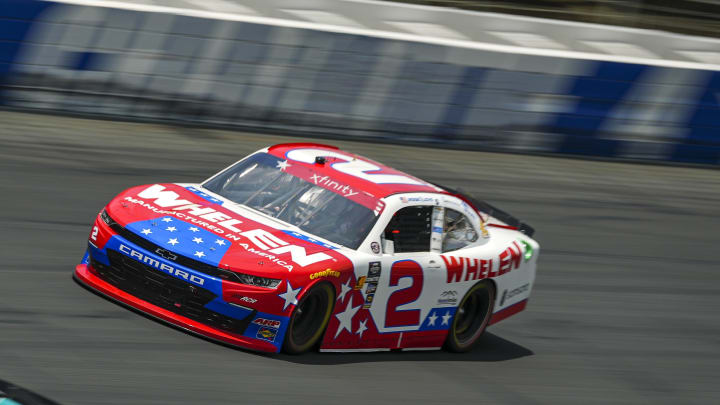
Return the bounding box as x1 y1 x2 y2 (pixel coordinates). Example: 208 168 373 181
309 268 340 280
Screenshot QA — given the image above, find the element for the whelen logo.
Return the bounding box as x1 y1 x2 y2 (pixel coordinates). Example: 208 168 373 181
119 244 205 286
135 184 243 233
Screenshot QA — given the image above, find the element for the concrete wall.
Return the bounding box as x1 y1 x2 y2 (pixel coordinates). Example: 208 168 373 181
1 0 719 164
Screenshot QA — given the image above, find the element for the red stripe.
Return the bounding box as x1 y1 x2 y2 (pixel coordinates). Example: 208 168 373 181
268 142 339 151
487 223 518 231
489 299 527 325
75 264 278 353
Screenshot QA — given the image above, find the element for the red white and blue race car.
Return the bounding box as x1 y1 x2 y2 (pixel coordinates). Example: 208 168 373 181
75 143 539 354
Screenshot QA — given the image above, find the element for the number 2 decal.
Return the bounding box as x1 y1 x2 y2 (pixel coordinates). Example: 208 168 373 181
90 226 99 241
286 148 424 185
385 260 424 328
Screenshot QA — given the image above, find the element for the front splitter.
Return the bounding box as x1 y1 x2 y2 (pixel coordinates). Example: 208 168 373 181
74 264 279 353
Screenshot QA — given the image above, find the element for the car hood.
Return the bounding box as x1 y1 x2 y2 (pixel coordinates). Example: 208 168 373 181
105 183 349 277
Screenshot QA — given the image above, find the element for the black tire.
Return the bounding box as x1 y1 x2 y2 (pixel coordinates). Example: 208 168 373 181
444 281 495 353
282 282 335 354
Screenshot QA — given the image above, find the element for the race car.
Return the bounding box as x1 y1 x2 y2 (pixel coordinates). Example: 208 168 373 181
75 143 539 354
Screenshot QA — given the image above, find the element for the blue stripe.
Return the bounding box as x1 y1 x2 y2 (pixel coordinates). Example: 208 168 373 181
282 230 337 250
102 236 224 296
1 0 51 19
89 236 290 352
81 249 90 265
433 67 485 141
125 216 231 267
302 35 383 116
553 62 648 156
418 307 457 331
185 186 223 204
0 0 51 102
1 398 26 405
554 62 648 135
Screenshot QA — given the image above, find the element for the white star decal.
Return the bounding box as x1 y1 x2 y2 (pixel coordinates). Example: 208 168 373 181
278 281 301 311
167 238 179 246
276 160 291 170
356 318 368 339
334 298 361 339
337 278 352 302
215 239 226 246
166 226 177 232
427 311 438 326
441 311 452 326
192 237 204 244
188 227 200 232
140 228 152 235
161 218 172 223
194 251 206 258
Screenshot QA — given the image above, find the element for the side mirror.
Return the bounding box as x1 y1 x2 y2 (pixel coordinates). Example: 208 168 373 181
383 239 395 255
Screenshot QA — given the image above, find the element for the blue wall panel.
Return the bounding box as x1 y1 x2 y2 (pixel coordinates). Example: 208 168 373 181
0 1 718 165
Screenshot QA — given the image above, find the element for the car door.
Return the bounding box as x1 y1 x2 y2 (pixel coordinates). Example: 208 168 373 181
368 205 450 335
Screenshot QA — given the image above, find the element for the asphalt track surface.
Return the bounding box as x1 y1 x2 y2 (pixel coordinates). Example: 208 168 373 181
1 110 719 405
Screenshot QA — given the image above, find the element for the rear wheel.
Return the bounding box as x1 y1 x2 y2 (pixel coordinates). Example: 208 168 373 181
444 281 495 353
283 283 334 354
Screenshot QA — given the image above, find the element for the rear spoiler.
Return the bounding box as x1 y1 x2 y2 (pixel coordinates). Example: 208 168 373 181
434 184 535 238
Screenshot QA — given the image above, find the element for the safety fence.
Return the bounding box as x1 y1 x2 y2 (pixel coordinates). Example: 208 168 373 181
1 0 719 165
388 0 720 38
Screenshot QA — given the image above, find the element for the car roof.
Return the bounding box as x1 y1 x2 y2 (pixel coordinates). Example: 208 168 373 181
267 143 447 199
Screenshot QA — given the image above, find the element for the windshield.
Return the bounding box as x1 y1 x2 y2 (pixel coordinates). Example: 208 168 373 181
203 153 378 249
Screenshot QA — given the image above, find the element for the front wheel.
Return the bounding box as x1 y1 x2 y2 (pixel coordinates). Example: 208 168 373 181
444 281 495 353
282 282 334 354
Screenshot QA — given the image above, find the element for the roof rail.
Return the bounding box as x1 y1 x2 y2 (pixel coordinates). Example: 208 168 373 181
268 142 339 151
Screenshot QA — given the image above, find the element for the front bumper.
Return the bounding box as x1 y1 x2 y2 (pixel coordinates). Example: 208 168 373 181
76 214 290 353
75 262 279 353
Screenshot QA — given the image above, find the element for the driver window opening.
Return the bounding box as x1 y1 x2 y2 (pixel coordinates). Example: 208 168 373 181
442 208 478 252
383 206 433 253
